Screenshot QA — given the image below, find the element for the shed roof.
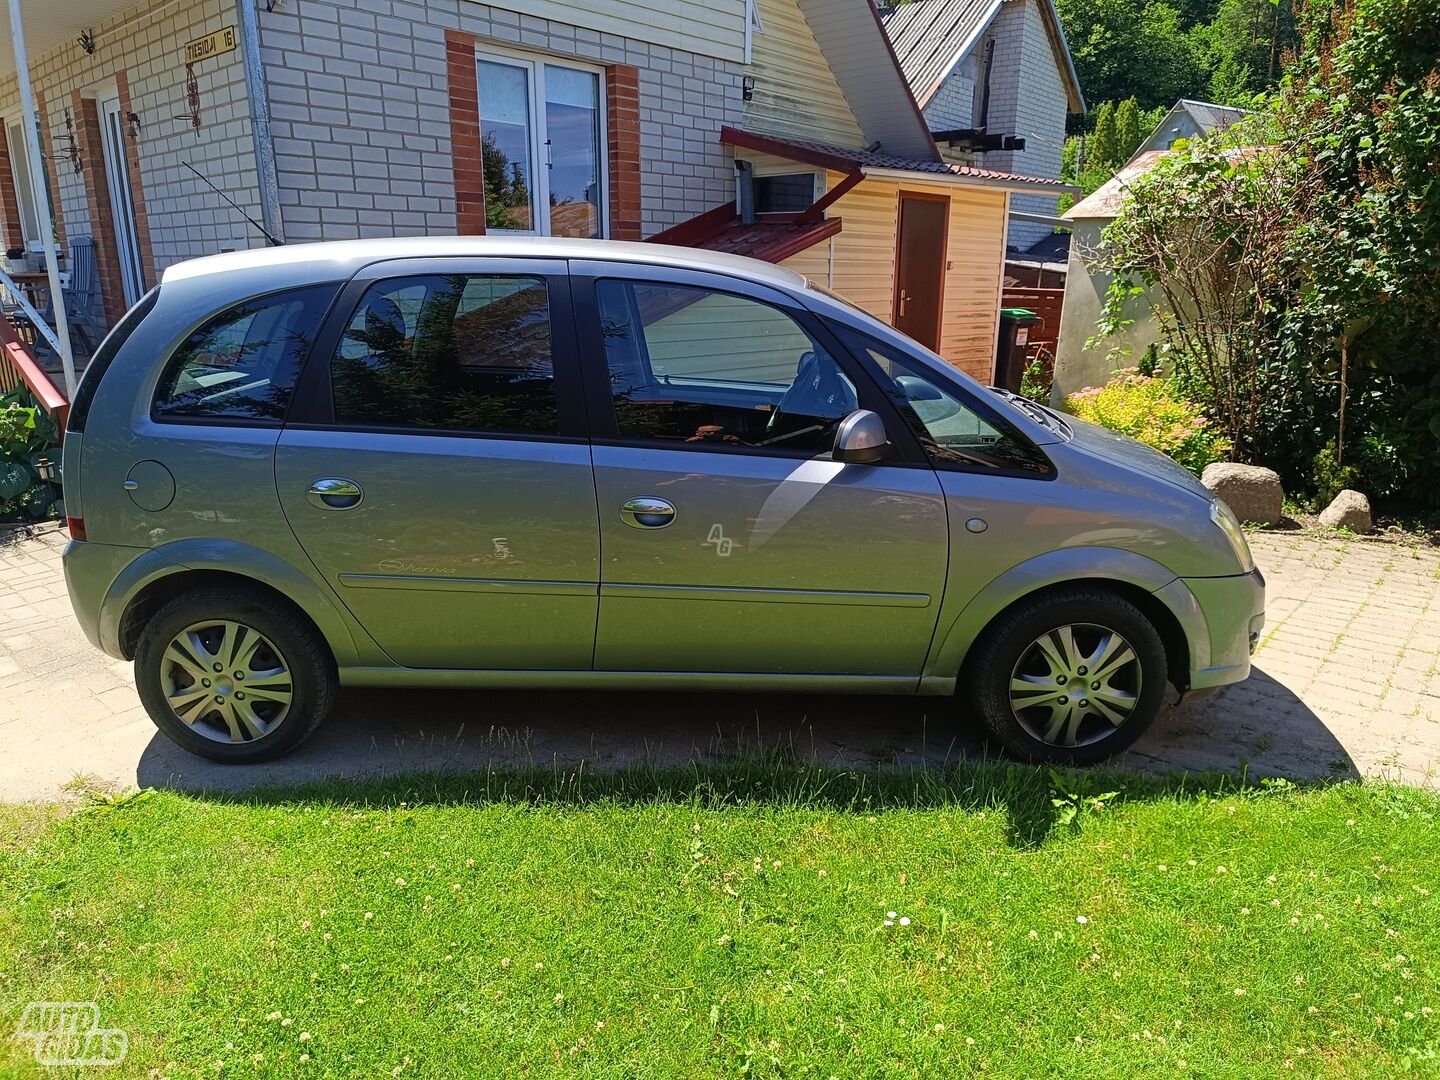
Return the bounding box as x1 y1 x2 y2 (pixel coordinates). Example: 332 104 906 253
1062 151 1169 220
722 126 1075 190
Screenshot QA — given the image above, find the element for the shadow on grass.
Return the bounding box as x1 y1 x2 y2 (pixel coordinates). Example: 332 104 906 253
171 748 1351 851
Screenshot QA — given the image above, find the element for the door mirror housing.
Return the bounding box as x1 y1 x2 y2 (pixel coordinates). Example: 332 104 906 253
832 409 891 465
895 374 943 402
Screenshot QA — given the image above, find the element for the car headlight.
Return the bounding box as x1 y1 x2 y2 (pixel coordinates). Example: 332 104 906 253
1210 500 1254 571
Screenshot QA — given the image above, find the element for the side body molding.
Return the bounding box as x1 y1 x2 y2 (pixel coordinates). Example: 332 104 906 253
925 546 1209 681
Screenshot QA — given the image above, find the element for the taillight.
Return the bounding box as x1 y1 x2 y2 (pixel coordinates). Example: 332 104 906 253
66 516 86 541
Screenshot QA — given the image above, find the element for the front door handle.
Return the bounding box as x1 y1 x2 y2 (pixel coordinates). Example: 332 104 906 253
306 477 363 510
620 496 676 529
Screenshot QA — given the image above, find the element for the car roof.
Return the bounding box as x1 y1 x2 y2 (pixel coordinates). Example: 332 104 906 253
159 235 812 293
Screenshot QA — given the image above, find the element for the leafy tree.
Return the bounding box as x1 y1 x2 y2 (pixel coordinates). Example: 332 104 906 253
1057 0 1209 114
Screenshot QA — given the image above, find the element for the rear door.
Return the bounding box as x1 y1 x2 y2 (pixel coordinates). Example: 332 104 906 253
276 258 599 670
571 261 950 680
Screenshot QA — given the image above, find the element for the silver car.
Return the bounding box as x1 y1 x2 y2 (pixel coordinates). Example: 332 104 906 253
61 237 1263 765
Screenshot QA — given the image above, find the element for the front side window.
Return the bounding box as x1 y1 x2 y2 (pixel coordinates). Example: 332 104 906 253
477 54 603 238
152 285 337 422
331 273 558 435
835 326 1052 475
596 280 857 454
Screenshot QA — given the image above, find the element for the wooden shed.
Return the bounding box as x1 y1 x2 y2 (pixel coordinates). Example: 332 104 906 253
654 128 1073 382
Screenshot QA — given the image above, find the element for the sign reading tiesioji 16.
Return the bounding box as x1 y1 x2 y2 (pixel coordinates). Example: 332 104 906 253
183 26 236 64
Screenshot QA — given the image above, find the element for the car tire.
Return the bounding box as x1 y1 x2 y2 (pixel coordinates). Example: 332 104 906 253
134 585 336 764
964 587 1169 765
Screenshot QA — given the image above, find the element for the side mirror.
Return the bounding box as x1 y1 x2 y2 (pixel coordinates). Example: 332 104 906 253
896 375 943 402
832 409 891 465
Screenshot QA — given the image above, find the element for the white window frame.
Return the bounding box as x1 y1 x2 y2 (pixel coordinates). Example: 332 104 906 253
744 0 764 63
4 115 46 252
475 46 609 240
96 91 145 306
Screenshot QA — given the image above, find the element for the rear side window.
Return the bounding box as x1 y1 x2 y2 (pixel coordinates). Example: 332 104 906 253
68 287 160 433
152 285 337 423
329 273 558 435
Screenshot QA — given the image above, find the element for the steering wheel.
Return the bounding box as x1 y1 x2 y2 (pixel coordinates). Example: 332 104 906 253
766 351 856 440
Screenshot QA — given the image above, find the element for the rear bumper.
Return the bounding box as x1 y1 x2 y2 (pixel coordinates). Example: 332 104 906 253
1156 566 1265 692
62 538 153 659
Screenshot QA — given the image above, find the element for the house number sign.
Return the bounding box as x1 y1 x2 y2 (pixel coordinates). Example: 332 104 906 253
183 26 237 64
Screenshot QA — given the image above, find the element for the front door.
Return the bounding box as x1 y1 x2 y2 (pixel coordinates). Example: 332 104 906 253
893 192 949 351
276 259 600 670
97 94 144 306
574 263 949 679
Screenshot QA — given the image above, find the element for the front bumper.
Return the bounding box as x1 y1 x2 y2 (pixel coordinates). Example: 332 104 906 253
1155 566 1266 692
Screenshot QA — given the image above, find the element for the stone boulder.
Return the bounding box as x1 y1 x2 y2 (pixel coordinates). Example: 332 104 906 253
1200 462 1284 526
1318 489 1372 533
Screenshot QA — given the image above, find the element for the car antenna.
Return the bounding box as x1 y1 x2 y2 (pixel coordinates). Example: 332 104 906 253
181 161 284 247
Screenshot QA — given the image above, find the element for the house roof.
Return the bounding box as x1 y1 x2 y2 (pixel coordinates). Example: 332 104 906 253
721 126 1076 190
1131 99 1255 161
878 0 1085 114
795 0 939 160
1063 150 1169 219
655 213 845 263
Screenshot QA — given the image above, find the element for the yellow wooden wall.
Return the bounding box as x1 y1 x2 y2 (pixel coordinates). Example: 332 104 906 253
744 0 866 147
783 175 1008 381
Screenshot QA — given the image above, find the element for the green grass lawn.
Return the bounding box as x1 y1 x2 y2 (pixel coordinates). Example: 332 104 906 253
2 760 1438 1078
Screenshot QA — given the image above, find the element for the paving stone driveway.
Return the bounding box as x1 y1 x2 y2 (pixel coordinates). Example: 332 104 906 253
2 524 1438 800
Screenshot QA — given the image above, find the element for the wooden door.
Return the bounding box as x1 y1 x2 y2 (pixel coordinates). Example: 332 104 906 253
892 193 949 351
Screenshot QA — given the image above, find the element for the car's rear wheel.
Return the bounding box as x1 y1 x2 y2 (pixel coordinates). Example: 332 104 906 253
965 588 1169 764
134 586 336 763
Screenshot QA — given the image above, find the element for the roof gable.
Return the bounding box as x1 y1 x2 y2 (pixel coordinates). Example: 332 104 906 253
879 0 1084 114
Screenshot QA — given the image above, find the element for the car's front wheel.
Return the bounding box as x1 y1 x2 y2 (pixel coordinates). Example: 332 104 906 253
134 586 336 763
965 588 1169 764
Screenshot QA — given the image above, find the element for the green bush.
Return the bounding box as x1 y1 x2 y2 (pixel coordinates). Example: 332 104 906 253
1310 442 1360 509
1065 369 1232 475
0 389 61 522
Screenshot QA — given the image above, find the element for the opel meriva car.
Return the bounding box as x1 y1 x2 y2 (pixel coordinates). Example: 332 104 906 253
61 237 1264 764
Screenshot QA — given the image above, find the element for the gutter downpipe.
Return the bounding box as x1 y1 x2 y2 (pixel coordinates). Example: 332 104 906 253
236 0 283 244
6 0 76 397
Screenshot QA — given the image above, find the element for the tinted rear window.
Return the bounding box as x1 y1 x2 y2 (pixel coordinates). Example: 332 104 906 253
151 285 338 423
67 287 160 433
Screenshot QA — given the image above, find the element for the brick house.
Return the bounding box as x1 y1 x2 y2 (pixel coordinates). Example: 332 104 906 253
879 0 1086 253
2 0 1071 384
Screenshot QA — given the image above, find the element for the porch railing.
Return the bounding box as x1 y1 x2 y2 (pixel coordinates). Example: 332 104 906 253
0 302 69 435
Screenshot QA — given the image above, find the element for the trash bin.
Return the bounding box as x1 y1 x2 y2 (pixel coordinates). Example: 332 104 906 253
995 307 1040 393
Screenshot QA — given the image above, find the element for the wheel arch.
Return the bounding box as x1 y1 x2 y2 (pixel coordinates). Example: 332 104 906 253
101 542 367 667
929 548 1206 692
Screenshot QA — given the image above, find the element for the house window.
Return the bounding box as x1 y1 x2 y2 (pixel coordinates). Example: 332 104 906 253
5 119 46 251
744 0 764 62
753 173 817 214
476 52 606 239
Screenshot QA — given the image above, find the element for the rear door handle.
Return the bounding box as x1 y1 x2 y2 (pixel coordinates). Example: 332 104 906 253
620 496 675 528
307 477 363 510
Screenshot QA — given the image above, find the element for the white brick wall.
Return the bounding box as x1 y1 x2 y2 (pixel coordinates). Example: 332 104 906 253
979 0 1066 251
257 0 743 241
0 0 266 273
920 0 1069 253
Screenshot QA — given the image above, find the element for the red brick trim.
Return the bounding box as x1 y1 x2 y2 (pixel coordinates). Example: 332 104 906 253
446 29 486 236
0 133 24 251
36 92 65 249
115 72 155 291
74 93 126 326
605 64 641 240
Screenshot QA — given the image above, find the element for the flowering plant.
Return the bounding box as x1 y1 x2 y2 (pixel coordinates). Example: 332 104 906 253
1065 369 1232 476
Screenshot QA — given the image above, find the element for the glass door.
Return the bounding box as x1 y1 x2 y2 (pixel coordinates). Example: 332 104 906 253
98 94 144 306
475 52 605 238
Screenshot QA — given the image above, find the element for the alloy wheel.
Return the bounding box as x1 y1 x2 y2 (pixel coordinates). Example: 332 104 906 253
1008 623 1142 748
159 620 293 744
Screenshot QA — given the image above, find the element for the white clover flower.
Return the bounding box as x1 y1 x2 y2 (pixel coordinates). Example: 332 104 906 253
899 917 911 927
1076 916 1089 925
